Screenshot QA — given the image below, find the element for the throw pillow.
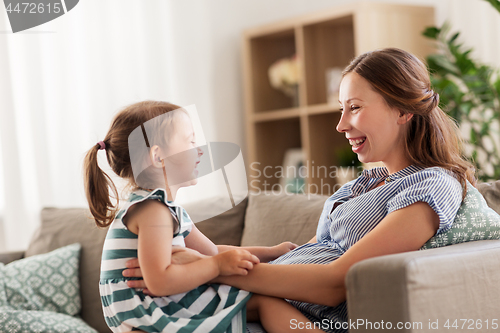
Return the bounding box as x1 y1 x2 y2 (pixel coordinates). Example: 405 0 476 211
0 243 81 316
0 310 97 333
27 207 109 333
422 183 500 249
193 196 248 246
241 192 328 247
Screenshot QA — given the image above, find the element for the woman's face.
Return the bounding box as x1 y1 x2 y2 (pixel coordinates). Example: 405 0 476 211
337 72 411 173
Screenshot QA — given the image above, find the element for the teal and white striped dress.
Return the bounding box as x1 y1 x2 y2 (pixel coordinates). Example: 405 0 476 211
99 188 251 333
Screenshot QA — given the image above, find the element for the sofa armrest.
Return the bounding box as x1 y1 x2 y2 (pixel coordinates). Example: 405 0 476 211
0 250 25 264
346 240 500 332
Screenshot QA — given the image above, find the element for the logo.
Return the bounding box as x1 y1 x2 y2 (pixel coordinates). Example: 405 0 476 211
3 0 79 33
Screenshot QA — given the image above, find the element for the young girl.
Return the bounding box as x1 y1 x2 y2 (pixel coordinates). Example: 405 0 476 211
83 101 323 333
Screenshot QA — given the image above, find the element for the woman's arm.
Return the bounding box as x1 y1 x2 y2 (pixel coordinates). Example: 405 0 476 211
217 242 297 263
213 201 439 307
126 201 438 305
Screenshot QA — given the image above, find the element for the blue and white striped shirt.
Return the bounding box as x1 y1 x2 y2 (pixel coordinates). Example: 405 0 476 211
271 165 462 333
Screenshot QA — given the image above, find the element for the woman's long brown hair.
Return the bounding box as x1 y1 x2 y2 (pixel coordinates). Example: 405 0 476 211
83 101 181 228
343 48 476 198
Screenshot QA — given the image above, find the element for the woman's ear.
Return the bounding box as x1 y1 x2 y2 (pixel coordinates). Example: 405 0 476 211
398 112 413 125
149 145 163 168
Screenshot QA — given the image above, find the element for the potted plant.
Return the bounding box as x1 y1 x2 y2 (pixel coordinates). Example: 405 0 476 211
335 146 362 185
422 0 500 181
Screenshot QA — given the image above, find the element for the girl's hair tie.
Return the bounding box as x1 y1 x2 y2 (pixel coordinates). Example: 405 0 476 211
97 141 106 150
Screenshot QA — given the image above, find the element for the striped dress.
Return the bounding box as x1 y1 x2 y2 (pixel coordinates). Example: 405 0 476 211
270 165 462 333
100 188 251 333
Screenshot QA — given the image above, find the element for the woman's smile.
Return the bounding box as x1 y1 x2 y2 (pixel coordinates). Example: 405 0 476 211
337 72 411 174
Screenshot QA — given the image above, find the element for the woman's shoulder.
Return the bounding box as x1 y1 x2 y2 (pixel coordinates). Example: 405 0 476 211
410 166 459 182
399 166 462 193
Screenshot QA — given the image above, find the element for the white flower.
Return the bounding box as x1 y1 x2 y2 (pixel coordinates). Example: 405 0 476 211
268 55 300 96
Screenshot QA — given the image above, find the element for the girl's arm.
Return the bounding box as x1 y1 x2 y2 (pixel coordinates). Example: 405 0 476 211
130 200 259 296
184 221 297 262
183 224 219 256
213 201 439 307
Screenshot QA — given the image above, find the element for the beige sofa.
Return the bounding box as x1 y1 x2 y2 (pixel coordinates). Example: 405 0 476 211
0 181 499 333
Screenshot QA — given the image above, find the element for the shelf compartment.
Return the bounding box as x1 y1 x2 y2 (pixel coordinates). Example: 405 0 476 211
248 29 298 113
250 118 302 190
307 113 351 195
303 15 355 106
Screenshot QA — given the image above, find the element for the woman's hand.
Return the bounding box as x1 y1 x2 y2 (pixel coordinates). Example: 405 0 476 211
213 249 260 276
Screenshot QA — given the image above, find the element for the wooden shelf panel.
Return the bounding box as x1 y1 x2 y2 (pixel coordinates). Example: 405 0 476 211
253 107 301 122
306 103 341 115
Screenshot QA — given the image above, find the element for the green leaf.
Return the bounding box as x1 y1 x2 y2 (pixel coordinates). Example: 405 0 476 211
422 26 441 39
483 0 500 14
427 54 460 75
480 122 490 136
448 32 460 44
471 150 478 163
470 128 477 144
493 77 500 95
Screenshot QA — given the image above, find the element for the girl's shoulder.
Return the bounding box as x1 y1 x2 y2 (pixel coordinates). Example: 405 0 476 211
125 188 180 210
119 188 193 235
395 166 463 198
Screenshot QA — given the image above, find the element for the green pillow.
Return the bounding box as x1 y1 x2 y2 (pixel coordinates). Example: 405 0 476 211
0 310 97 333
422 183 500 249
0 243 81 316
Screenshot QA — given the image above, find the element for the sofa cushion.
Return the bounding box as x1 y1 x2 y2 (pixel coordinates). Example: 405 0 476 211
0 243 81 315
0 310 97 333
477 180 500 214
422 182 500 249
25 208 109 333
241 192 328 247
184 196 248 246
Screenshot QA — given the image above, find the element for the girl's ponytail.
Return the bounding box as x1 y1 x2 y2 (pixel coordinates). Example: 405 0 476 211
83 141 119 228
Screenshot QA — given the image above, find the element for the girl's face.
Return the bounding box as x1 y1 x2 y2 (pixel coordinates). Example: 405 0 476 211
163 111 203 187
336 72 411 174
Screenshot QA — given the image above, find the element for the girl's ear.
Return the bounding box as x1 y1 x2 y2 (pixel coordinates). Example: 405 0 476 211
149 145 163 168
398 112 413 125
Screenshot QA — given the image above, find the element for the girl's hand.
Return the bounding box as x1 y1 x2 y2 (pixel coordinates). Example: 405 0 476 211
214 249 260 276
271 241 298 259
